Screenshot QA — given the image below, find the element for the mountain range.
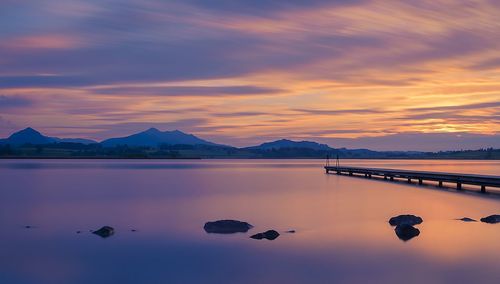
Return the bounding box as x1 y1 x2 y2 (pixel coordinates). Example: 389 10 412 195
0 127 333 150
1 127 498 160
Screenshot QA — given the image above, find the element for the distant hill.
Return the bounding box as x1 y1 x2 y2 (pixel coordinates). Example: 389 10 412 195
246 139 331 150
0 127 96 145
101 128 219 147
1 127 498 160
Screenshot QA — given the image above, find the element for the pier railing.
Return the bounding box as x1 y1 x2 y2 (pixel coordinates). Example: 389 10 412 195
325 166 500 193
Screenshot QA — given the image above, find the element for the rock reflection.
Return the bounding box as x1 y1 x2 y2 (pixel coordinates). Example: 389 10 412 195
92 226 115 238
389 214 423 241
394 224 420 241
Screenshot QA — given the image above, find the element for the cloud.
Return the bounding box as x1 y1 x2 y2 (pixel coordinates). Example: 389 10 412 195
0 75 97 88
469 57 500 70
212 111 270 117
0 95 33 109
406 101 500 112
315 132 500 151
0 116 19 137
92 85 283 97
292 108 385 115
0 34 84 50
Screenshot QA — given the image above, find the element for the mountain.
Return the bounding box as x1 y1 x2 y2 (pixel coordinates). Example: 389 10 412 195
100 128 219 147
247 139 332 150
0 127 96 145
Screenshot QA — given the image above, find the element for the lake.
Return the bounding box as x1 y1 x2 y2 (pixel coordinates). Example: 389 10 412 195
0 159 499 284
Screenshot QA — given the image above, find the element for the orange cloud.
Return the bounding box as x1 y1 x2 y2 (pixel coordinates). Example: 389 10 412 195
1 35 83 50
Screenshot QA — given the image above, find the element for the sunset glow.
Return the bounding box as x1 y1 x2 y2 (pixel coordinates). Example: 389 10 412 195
1 0 499 150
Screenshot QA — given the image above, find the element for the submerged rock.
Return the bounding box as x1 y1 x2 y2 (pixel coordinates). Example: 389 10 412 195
250 230 280 240
389 214 423 226
457 217 477 222
286 230 296 233
92 226 115 238
204 220 253 234
25 225 32 229
395 224 420 241
480 215 500 224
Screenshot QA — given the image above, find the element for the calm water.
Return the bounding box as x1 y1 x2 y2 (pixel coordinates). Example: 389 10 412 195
0 159 499 284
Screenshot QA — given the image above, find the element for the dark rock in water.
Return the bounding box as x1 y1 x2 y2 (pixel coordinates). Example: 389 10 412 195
204 220 253 234
131 229 137 232
389 215 423 226
457 217 477 222
25 225 32 229
395 224 420 241
76 230 82 234
286 230 296 233
250 230 280 240
480 214 500 224
92 226 115 238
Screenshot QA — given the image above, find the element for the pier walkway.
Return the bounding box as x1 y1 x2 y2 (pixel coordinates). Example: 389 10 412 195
325 166 500 193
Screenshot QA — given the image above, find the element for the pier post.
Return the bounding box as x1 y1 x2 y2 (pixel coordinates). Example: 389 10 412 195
481 185 486 193
336 171 341 175
438 181 443 187
384 175 388 180
457 183 462 190
418 179 423 185
368 174 372 178
349 172 353 176
407 178 411 183
390 176 394 181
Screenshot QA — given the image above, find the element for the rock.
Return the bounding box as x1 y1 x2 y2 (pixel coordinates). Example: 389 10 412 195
204 220 253 234
286 230 296 233
480 214 500 224
457 217 477 222
389 214 423 226
250 230 280 240
92 226 115 238
25 225 32 229
395 224 420 241
131 229 137 232
76 230 82 234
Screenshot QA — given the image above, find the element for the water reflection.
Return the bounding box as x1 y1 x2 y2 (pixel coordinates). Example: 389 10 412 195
394 224 421 241
92 226 115 238
0 159 499 284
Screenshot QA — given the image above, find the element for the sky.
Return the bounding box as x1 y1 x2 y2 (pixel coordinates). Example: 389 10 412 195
0 0 499 151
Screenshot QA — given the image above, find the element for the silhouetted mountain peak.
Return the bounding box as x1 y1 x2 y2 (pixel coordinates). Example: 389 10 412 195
101 128 218 147
13 127 41 136
145 127 161 133
9 127 46 139
1 127 96 145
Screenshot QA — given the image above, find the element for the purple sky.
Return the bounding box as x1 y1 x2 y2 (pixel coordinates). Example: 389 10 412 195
0 0 499 150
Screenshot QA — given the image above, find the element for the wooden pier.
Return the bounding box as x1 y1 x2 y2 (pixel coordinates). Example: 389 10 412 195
325 166 500 193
